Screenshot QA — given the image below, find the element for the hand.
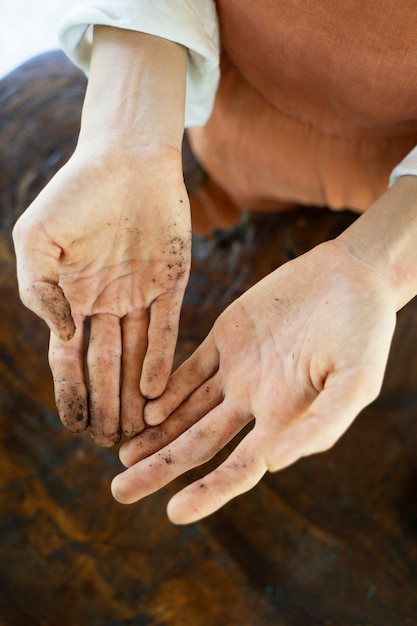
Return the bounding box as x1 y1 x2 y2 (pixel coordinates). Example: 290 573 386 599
112 238 396 521
13 146 191 446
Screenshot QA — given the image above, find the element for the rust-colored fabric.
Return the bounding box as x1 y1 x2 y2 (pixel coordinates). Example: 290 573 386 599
189 0 417 226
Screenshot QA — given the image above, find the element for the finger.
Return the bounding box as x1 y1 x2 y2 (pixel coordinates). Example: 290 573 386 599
265 371 382 472
87 314 122 447
48 313 88 432
120 310 149 437
13 221 75 341
166 429 267 524
119 373 223 467
144 333 219 425
166 369 382 524
140 294 182 399
25 281 75 341
111 400 250 504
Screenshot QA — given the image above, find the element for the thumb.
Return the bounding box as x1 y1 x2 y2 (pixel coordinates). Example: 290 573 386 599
13 220 75 342
24 280 76 342
266 369 384 473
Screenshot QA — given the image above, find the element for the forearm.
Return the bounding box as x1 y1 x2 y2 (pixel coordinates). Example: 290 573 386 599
77 25 187 152
338 175 417 311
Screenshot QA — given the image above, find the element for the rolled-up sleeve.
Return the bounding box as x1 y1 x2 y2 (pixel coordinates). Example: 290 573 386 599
58 0 220 127
389 145 417 187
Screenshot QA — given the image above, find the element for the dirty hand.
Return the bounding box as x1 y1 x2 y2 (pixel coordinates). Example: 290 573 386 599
13 146 191 446
112 238 396 521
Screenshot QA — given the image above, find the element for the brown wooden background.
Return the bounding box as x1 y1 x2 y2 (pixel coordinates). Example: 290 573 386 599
0 52 416 626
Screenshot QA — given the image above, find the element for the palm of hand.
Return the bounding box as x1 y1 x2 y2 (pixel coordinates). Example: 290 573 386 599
13 148 191 445
113 240 396 522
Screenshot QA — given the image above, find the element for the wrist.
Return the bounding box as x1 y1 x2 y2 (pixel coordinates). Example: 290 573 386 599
338 176 417 311
77 26 187 151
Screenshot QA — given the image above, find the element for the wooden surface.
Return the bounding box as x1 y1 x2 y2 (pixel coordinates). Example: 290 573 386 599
1 51 417 626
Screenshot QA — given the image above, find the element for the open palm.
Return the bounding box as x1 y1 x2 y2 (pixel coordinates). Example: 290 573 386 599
13 146 191 446
113 239 396 522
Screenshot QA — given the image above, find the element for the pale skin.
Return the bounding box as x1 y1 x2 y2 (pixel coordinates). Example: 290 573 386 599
112 176 417 523
12 26 417 520
13 28 191 445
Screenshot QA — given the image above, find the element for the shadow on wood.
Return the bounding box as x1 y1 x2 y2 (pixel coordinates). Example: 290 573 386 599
1 51 417 625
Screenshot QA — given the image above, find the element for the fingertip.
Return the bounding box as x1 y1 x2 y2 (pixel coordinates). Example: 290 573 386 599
120 409 146 440
90 427 121 448
111 471 136 505
166 498 184 525
140 348 173 400
167 495 202 525
55 386 89 434
110 473 128 503
143 402 166 427
31 281 76 341
60 412 89 435
140 373 169 403
48 320 76 343
52 308 76 343
119 439 135 467
57 319 76 342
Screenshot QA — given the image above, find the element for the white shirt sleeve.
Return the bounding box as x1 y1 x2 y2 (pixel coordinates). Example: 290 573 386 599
389 145 417 187
57 0 220 128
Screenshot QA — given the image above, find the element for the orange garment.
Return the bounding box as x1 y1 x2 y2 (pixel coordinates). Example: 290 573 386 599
189 0 417 230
